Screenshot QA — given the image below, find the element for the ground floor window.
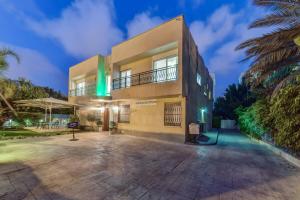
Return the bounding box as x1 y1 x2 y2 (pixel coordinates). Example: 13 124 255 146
164 102 181 126
118 105 130 123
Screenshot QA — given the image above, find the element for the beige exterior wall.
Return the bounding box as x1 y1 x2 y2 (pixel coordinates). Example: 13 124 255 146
68 56 99 105
111 16 184 100
112 48 181 99
182 22 214 135
67 15 214 142
111 16 183 64
117 96 186 135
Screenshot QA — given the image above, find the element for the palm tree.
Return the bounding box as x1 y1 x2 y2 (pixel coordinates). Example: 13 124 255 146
0 48 20 72
0 48 20 116
236 0 300 91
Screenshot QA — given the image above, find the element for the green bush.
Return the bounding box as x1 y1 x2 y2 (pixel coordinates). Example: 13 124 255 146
270 84 300 152
235 100 268 139
235 77 300 153
69 115 79 123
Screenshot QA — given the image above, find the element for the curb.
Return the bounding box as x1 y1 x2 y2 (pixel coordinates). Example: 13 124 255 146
249 136 300 168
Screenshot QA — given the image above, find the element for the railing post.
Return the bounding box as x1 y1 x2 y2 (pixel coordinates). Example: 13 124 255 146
138 74 140 85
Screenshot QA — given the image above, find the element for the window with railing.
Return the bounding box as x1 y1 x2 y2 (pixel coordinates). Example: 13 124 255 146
120 70 131 88
164 102 181 126
112 55 178 90
69 84 96 97
153 56 178 82
112 65 178 90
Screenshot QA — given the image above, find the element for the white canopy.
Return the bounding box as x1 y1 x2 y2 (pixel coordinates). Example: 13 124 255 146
14 98 80 126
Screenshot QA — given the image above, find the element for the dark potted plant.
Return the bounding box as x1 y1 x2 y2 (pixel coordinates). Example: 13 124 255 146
109 121 117 134
96 120 103 131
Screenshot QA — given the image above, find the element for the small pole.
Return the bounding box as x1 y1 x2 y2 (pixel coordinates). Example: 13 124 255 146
72 128 75 140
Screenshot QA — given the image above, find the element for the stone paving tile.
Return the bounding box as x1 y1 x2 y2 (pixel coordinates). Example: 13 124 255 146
1 131 300 200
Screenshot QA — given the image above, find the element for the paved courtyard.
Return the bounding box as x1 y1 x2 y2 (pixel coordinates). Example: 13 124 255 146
0 131 300 200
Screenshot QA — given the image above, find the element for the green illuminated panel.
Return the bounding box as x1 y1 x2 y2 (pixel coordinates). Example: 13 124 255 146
96 56 107 96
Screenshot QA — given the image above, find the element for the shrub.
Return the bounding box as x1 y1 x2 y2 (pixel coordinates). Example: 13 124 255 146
270 83 300 152
69 115 79 123
236 103 265 139
235 100 268 139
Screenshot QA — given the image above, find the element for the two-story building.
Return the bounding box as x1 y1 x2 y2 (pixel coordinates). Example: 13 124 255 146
68 15 214 143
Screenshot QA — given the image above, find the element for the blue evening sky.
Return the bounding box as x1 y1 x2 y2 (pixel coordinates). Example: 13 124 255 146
0 0 268 97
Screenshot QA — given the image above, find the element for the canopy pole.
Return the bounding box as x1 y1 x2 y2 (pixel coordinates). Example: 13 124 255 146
45 106 47 122
49 103 52 129
73 106 76 115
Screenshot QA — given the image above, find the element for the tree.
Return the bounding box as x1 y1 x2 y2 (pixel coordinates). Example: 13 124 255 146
0 48 20 116
213 82 256 120
236 0 300 89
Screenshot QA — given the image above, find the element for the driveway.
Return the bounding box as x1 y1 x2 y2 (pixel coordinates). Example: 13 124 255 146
0 131 300 200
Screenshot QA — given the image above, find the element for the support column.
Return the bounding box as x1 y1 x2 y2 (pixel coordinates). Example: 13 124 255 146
49 103 52 129
44 107 47 122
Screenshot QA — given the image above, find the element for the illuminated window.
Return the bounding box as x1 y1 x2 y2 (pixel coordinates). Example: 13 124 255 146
106 75 111 95
120 70 131 88
164 102 181 126
76 80 85 96
196 73 202 86
118 105 130 123
153 56 178 82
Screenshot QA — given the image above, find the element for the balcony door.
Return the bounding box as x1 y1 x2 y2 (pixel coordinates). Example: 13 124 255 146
153 56 178 82
76 81 85 96
120 70 131 88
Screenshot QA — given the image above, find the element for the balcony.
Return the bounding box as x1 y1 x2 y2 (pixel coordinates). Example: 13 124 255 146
112 65 178 90
69 84 96 97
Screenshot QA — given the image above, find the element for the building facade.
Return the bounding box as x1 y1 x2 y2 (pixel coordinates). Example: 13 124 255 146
68 16 214 143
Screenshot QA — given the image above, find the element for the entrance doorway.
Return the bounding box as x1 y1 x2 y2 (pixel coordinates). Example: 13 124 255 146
102 107 109 131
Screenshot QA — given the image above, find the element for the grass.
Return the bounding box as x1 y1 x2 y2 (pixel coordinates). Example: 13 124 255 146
0 129 74 140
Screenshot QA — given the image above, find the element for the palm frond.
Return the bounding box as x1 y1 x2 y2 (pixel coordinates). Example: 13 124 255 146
249 10 300 28
244 55 300 87
254 0 300 8
0 48 20 64
0 57 9 71
271 70 300 97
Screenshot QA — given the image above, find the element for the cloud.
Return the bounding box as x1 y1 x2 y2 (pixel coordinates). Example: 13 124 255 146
1 42 67 92
25 0 123 58
190 3 270 76
190 5 240 54
0 0 44 19
178 0 205 8
126 12 163 38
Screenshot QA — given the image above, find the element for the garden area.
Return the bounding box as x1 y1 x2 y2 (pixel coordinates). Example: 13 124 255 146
0 129 75 140
214 1 300 157
0 59 81 140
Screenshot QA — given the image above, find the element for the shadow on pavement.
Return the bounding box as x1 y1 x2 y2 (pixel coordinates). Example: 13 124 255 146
0 162 72 200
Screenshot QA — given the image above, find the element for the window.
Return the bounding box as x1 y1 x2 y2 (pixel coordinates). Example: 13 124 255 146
118 105 130 123
106 75 111 95
164 102 181 126
76 81 85 96
196 73 202 86
153 56 178 82
120 70 131 88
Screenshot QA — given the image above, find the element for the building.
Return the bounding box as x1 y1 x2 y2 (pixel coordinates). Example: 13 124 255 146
68 15 214 143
